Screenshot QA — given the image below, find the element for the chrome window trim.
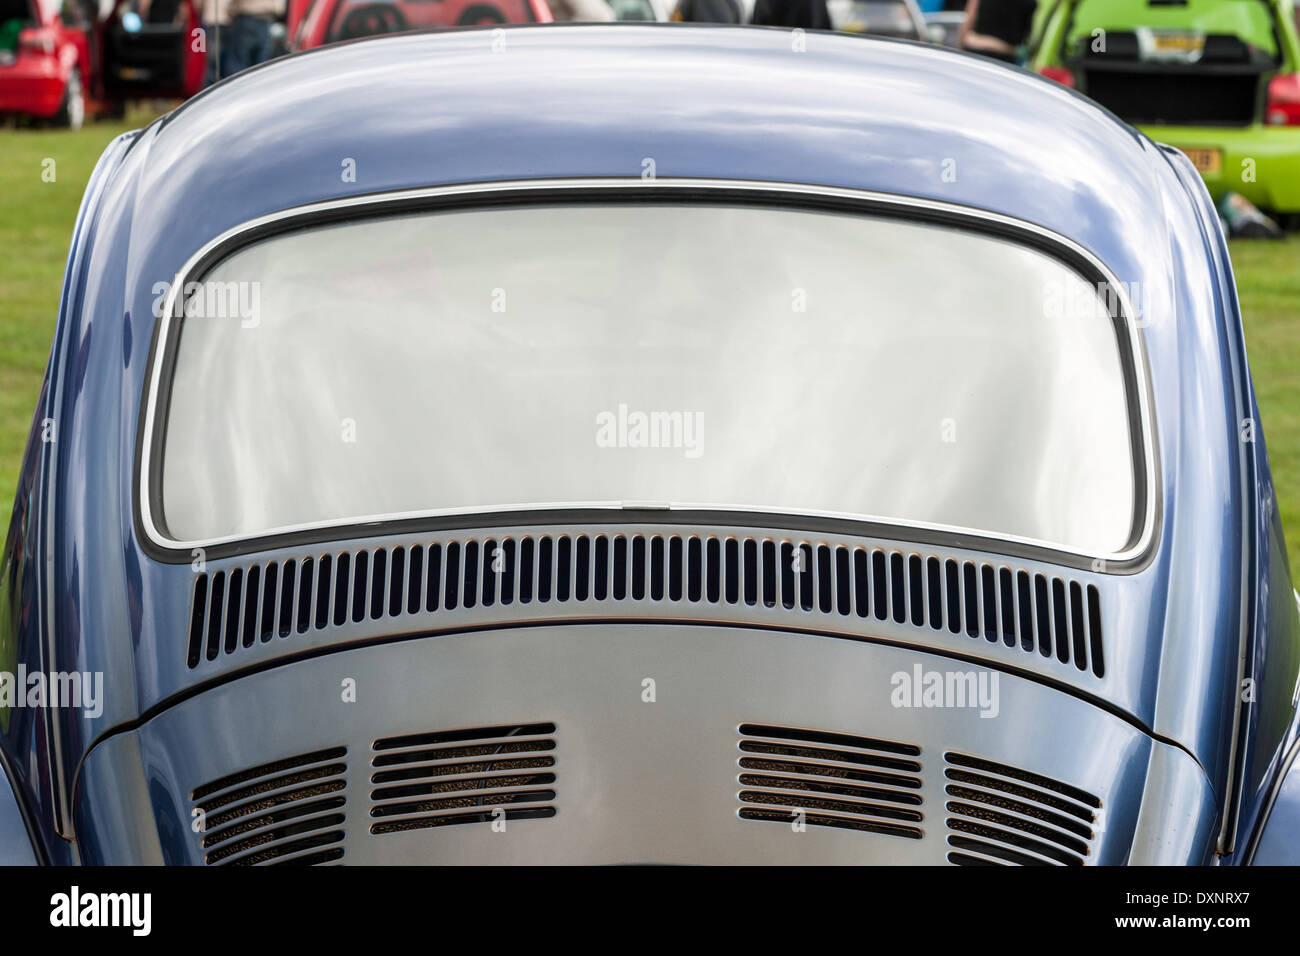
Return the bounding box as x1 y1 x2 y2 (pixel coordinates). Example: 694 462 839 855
137 177 1160 567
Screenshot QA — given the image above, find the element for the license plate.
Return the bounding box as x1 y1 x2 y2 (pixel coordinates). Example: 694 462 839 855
1153 32 1203 54
1137 27 1205 63
1180 147 1222 175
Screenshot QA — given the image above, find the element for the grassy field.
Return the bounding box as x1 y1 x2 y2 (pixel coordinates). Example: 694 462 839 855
1235 239 1300 567
0 115 147 521
0 111 157 526
1 118 1298 567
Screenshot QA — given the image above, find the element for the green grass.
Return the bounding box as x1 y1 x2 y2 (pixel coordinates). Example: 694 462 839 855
1234 238 1300 568
0 112 150 521
0 118 1297 568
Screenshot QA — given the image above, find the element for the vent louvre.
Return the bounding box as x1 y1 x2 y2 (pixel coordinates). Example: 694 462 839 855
736 724 924 840
369 722 558 834
186 534 1105 676
192 747 347 866
943 752 1100 866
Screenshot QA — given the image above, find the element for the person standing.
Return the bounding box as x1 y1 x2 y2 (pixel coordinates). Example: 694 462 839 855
200 0 232 86
672 0 742 23
957 0 1038 64
226 0 284 71
203 0 284 84
749 0 831 29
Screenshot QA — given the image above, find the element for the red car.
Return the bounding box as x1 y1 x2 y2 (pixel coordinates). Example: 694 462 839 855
293 0 553 51
0 0 95 126
0 0 205 127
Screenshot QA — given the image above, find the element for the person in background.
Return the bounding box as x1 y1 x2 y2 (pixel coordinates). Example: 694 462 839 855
203 0 284 84
749 0 830 30
201 0 229 85
226 0 284 70
548 0 616 19
957 0 1036 64
672 0 741 23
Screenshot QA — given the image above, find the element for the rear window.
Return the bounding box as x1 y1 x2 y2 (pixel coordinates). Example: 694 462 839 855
153 201 1141 555
328 0 535 41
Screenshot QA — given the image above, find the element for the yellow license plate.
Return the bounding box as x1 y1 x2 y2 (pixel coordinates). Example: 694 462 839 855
1153 32 1204 55
1180 147 1222 175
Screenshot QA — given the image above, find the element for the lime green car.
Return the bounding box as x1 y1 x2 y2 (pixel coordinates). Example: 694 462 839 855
1029 0 1300 221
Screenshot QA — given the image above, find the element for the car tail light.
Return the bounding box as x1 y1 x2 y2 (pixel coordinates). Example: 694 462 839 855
1038 65 1075 88
17 28 56 54
1266 73 1300 126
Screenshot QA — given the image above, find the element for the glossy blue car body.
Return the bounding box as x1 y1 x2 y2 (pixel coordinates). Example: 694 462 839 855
2 23 1298 864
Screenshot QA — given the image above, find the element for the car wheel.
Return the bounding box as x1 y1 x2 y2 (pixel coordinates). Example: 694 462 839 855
54 68 85 130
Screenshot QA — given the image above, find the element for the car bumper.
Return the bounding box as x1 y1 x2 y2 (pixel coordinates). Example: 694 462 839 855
0 60 67 118
1144 124 1300 215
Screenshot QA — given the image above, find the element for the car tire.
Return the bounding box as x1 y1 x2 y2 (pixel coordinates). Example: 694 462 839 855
53 67 85 130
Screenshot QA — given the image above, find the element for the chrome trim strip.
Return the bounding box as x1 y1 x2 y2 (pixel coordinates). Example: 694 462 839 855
947 845 1015 865
370 769 556 793
740 804 925 834
371 783 557 807
946 790 1093 840
209 826 345 866
741 754 922 783
947 827 1074 865
197 771 346 815
138 177 1159 566
943 768 1098 817
371 733 557 759
203 805 346 849
367 801 555 827
737 770 922 799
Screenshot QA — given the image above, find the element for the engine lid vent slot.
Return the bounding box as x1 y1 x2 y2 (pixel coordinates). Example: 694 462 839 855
943 752 1100 865
736 723 924 839
369 722 558 834
191 746 348 865
186 533 1104 678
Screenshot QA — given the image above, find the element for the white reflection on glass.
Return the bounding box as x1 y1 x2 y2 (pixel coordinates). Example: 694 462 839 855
161 203 1135 552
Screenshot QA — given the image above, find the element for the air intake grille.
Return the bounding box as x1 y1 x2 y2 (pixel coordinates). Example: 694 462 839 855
192 747 347 865
186 533 1106 676
736 723 924 839
369 722 557 834
943 752 1100 865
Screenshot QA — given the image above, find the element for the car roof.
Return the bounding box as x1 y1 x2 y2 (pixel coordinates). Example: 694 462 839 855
120 24 1178 282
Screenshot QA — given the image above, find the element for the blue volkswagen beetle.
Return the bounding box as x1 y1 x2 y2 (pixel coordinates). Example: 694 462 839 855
1 23 1298 866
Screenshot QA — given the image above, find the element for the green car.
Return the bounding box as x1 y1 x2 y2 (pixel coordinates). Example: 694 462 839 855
1029 0 1300 222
